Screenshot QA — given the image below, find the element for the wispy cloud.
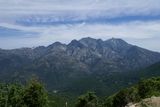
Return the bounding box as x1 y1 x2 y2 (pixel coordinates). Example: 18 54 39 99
0 0 160 51
1 0 160 22
0 20 160 51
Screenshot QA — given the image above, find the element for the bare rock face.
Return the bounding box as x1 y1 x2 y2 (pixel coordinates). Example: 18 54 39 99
126 97 160 107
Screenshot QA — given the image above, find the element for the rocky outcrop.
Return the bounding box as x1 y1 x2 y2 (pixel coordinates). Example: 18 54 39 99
126 97 160 107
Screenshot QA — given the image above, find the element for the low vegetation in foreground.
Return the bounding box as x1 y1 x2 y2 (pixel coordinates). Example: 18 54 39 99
1 77 160 107
104 77 160 107
0 79 48 107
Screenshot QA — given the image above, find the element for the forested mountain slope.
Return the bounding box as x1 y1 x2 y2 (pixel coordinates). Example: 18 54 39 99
0 37 160 96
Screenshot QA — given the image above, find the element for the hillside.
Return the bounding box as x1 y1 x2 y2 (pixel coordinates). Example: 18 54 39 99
103 77 160 107
0 37 160 96
1 76 160 107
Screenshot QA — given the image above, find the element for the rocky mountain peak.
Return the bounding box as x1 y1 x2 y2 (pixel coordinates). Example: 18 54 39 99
79 37 102 44
47 42 66 52
104 38 131 52
48 42 64 47
68 40 85 48
106 38 128 45
79 37 103 50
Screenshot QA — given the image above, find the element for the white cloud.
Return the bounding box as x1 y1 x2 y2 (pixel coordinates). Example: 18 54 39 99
0 0 160 21
0 0 160 11
0 20 160 51
0 0 160 51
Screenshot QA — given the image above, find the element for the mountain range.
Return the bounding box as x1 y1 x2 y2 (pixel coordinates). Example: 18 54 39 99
0 37 160 96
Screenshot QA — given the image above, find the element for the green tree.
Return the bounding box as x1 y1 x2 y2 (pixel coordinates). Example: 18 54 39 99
23 79 49 107
8 84 24 107
0 83 7 107
103 95 114 107
0 83 24 107
138 77 160 98
76 92 99 107
103 77 160 107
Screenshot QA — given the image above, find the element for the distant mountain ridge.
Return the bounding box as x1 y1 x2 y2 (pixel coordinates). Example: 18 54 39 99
0 37 160 95
1 37 159 72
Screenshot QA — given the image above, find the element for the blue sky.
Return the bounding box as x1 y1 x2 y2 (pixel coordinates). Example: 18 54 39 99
0 0 160 52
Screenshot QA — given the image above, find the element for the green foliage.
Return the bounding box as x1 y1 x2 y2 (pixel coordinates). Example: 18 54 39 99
0 61 160 99
76 92 99 107
8 84 24 107
112 87 140 107
103 77 160 107
0 63 160 107
103 95 114 107
103 87 140 107
0 83 24 107
138 77 160 99
48 93 76 107
0 79 49 107
23 79 48 107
